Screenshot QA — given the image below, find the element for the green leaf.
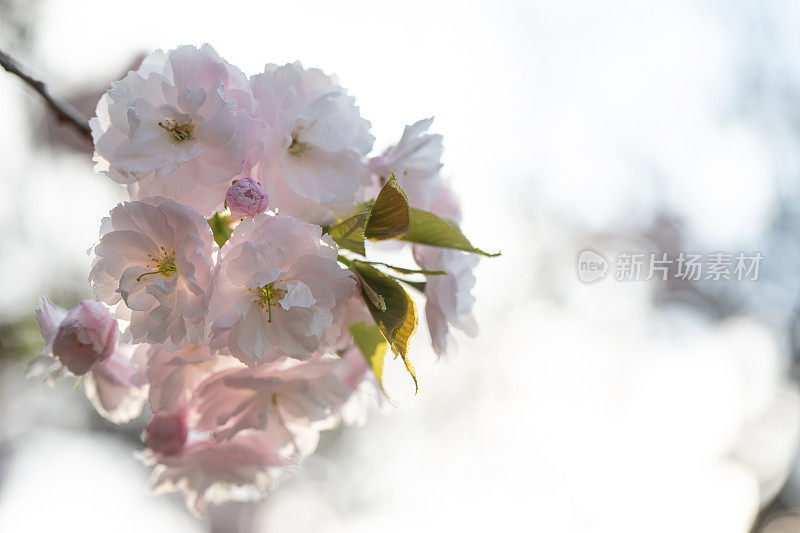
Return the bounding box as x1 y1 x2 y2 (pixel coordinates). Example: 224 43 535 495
208 212 234 248
400 208 500 257
364 178 410 240
350 260 418 392
327 178 411 255
349 322 388 388
399 279 427 294
358 260 445 276
328 210 369 256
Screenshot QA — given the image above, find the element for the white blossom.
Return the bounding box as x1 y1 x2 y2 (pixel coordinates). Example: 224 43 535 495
89 198 215 348
413 184 479 357
250 62 373 224
207 214 355 363
193 357 352 453
368 117 443 210
32 42 488 516
142 429 290 517
84 342 149 423
91 44 259 215
145 343 243 415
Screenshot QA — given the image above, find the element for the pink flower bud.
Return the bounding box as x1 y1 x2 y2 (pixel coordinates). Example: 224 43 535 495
52 300 118 375
144 411 188 456
226 177 269 219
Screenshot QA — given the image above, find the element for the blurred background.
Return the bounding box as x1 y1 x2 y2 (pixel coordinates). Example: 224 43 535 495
3 0 800 531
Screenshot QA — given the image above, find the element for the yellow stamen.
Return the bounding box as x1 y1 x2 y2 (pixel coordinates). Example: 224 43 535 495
137 248 177 282
248 282 287 323
287 136 309 158
158 119 195 142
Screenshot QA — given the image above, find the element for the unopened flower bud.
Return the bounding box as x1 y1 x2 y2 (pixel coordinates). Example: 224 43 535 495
52 300 118 374
144 411 188 456
226 178 269 220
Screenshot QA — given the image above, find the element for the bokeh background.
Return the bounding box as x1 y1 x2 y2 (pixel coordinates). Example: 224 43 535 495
3 0 800 531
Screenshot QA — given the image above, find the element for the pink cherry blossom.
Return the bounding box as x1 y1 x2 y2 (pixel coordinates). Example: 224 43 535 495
207 214 355 363
250 62 374 225
84 342 149 423
144 410 189 456
368 117 443 210
30 297 81 381
89 197 215 348
33 297 67 351
193 357 352 452
30 42 490 516
320 283 374 353
413 184 479 358
414 245 479 358
32 297 121 381
145 343 242 414
31 298 148 422
142 429 290 517
52 300 119 374
90 44 260 216
225 177 269 219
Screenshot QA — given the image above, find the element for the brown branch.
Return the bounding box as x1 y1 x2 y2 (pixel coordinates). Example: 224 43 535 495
0 48 93 143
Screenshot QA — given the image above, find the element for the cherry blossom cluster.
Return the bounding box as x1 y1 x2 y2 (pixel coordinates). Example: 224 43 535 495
30 44 495 515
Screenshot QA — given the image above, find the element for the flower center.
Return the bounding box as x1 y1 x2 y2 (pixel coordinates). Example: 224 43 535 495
158 119 195 143
287 135 310 158
249 282 287 323
137 247 177 282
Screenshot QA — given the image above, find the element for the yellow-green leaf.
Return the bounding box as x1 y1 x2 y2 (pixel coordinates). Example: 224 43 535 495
349 322 387 387
350 260 418 392
400 208 500 257
364 178 410 240
208 212 234 248
328 210 369 256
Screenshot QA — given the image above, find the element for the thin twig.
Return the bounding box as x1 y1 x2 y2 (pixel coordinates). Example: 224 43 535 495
0 48 92 143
